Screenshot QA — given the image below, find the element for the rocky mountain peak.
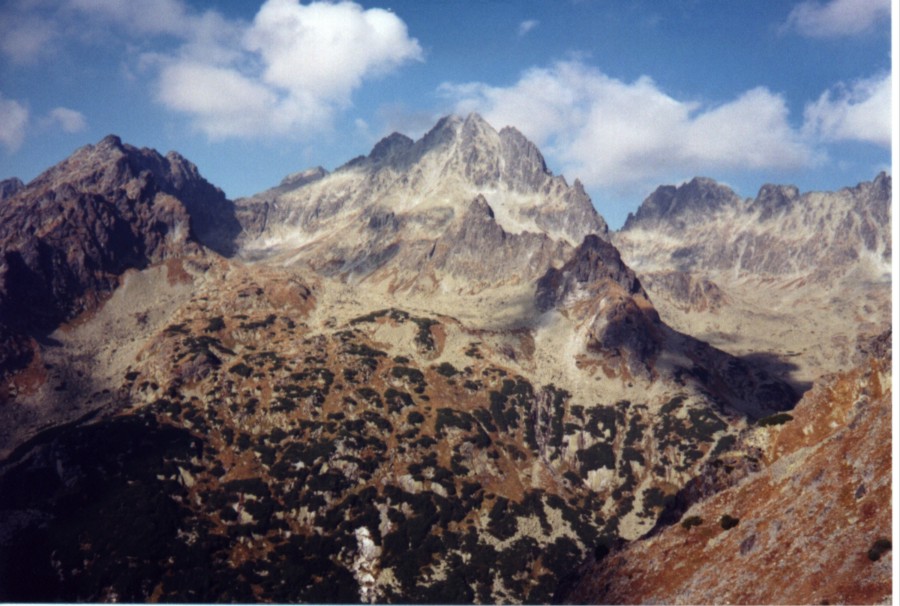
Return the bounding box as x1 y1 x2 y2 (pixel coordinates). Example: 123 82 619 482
32 136 239 256
279 166 328 189
237 113 609 269
0 135 238 337
622 176 740 230
343 113 558 196
0 177 24 201
417 113 464 152
752 183 800 220
467 193 495 220
871 170 891 197
536 234 644 313
92 133 125 154
368 132 415 164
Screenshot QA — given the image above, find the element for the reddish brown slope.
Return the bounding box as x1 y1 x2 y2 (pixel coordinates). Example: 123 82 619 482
568 331 892 605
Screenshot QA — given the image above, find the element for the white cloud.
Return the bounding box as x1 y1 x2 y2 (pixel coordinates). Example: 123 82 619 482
245 0 422 100
46 107 88 133
440 60 814 192
0 2 60 64
1 0 422 140
518 19 539 36
803 72 892 147
155 0 423 138
784 0 890 37
157 61 286 139
0 94 30 153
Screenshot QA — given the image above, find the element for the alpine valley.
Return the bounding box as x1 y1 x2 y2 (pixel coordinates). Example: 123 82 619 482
0 114 891 603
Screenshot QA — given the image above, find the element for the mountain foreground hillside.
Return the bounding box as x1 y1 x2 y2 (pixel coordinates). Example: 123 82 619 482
567 329 892 604
0 115 891 603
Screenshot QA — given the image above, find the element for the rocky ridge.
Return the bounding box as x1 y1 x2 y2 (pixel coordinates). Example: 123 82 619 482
0 136 235 460
0 136 236 336
619 174 890 280
614 173 892 387
236 113 606 295
0 178 24 201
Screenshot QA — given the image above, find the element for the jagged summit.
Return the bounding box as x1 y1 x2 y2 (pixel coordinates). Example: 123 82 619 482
621 177 741 230
27 135 240 257
0 178 24 201
617 173 890 279
0 135 238 335
612 171 891 388
536 235 644 313
336 113 563 196
367 132 415 164
236 113 609 290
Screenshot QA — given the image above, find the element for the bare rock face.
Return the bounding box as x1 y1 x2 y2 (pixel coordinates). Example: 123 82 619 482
536 235 660 376
535 236 794 416
619 173 891 280
0 136 235 372
377 194 572 291
0 178 24 201
638 271 727 313
236 113 608 289
614 173 892 385
537 235 646 311
24 135 240 257
622 177 742 231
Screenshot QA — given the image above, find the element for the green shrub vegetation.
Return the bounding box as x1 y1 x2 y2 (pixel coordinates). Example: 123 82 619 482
228 362 253 378
867 537 892 561
719 514 740 530
435 362 459 377
756 412 794 427
204 316 225 332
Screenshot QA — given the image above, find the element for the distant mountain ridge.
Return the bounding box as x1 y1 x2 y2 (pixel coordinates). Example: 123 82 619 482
618 172 891 280
621 176 742 230
613 171 891 387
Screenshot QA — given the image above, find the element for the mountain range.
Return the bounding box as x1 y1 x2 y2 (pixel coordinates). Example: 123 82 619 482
0 114 891 603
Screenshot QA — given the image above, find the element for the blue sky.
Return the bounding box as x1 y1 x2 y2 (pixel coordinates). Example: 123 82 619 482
0 0 894 228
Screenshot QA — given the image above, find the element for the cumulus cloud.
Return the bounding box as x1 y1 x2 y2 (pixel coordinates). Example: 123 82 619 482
784 0 890 37
0 94 29 153
46 107 88 133
803 72 892 147
157 62 285 138
150 0 423 139
0 93 89 151
441 60 814 192
247 1 422 99
2 0 422 139
518 19 539 36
